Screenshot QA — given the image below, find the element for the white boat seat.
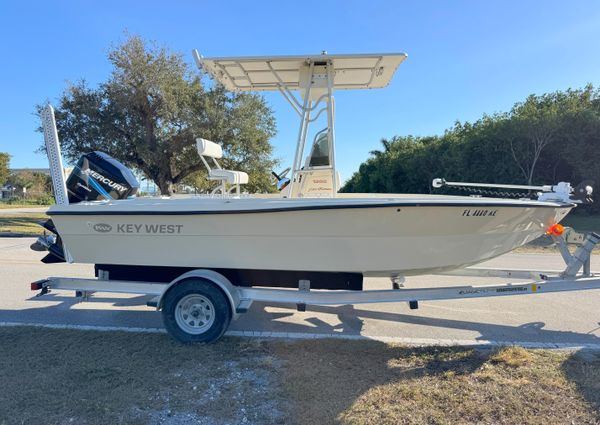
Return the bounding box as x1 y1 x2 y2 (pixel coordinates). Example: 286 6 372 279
196 137 249 194
208 169 248 185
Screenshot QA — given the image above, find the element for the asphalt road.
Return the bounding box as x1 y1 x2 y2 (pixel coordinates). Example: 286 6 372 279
1 237 599 347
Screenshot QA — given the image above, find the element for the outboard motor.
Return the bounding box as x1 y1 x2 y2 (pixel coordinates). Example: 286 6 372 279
66 151 139 203
32 151 139 263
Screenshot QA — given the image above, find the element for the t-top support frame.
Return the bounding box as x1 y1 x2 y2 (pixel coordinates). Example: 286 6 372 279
193 50 340 198
287 58 338 197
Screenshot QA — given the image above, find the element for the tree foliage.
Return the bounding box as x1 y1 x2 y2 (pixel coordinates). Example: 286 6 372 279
41 35 277 195
6 171 52 196
0 153 9 185
342 85 600 211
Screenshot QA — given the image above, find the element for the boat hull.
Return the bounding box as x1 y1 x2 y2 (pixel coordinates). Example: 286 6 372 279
48 197 572 277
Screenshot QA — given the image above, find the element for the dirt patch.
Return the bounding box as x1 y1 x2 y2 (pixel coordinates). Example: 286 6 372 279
0 328 286 425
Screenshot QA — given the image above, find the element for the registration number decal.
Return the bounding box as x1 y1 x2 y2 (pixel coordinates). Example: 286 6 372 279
462 209 498 217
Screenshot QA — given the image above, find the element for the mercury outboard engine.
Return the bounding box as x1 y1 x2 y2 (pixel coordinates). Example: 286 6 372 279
32 151 139 263
66 151 139 203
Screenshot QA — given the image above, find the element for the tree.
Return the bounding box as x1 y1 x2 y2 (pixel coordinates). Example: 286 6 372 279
180 170 211 193
0 153 9 185
42 35 277 195
506 93 567 185
342 85 600 209
7 171 51 197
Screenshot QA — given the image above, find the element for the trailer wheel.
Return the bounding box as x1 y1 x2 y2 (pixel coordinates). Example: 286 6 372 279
162 279 231 343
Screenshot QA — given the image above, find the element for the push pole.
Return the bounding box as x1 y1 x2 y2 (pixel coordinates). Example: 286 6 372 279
41 104 69 205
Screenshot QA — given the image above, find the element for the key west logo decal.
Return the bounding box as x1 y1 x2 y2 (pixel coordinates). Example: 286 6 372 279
90 223 183 234
92 223 112 233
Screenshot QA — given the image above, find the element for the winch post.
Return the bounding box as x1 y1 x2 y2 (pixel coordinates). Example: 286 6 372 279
553 232 600 278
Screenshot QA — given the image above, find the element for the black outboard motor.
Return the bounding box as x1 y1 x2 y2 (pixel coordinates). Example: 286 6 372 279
66 151 139 203
32 152 139 263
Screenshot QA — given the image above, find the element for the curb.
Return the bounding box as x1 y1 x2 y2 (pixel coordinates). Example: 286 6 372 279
2 321 600 351
0 233 41 238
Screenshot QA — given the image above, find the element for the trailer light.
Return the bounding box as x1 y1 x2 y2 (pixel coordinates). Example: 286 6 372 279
546 223 565 236
30 279 48 291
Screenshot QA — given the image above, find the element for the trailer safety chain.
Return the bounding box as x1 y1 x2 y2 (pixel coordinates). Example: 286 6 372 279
35 286 50 297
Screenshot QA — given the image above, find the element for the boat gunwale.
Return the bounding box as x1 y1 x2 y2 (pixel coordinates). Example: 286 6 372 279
47 200 575 216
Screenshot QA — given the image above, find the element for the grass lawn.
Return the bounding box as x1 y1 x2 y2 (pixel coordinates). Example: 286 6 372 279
0 200 50 210
0 327 599 424
0 202 51 209
0 213 47 235
562 214 600 233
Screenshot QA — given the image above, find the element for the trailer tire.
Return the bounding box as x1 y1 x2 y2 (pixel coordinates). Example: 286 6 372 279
162 278 231 343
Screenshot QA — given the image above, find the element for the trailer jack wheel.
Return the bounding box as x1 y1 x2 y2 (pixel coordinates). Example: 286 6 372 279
162 279 231 343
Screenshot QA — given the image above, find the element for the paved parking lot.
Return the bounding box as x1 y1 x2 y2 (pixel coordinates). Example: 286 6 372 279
1 237 599 347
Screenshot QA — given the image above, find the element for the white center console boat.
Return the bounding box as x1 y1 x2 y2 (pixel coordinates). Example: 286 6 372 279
31 50 599 343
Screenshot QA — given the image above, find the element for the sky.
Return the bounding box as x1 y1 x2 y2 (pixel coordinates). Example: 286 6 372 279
1 1 600 182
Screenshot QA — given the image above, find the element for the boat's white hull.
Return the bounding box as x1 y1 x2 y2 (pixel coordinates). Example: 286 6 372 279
47 195 572 277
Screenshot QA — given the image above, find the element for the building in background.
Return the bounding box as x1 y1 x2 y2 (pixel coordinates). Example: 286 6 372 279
0 168 67 200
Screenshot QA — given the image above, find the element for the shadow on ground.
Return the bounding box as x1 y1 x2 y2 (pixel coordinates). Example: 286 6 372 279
274 339 600 424
5 293 600 348
246 302 600 346
562 351 600 421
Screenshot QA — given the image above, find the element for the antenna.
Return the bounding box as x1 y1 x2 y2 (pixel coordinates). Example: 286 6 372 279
41 104 69 205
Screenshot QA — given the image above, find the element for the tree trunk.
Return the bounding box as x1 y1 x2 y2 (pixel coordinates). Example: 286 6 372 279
156 178 174 196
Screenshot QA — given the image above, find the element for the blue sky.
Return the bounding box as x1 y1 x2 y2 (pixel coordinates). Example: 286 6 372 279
1 1 600 182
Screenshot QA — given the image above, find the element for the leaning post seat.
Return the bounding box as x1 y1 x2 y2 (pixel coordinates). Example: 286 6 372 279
196 138 249 194
207 169 249 185
196 138 223 159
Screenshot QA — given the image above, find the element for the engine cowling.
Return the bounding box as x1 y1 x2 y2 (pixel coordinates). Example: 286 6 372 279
66 151 139 203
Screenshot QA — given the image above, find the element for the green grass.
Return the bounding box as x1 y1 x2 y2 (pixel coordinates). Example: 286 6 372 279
0 213 47 234
0 199 52 208
0 203 49 209
562 214 600 233
1 327 600 425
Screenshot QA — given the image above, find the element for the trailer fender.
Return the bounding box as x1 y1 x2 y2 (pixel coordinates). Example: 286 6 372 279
157 269 240 317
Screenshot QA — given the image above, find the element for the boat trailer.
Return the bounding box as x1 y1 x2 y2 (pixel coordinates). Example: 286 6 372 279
31 227 600 343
